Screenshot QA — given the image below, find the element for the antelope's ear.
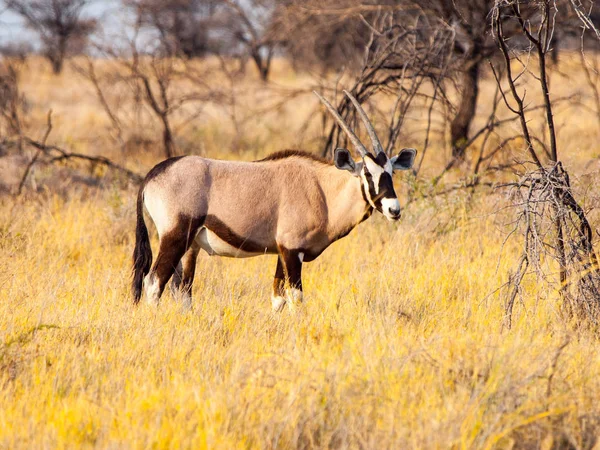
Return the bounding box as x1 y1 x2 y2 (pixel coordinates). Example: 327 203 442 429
390 148 417 171
334 148 358 174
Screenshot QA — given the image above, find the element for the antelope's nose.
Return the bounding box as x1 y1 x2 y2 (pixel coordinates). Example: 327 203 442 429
382 198 401 220
388 207 401 219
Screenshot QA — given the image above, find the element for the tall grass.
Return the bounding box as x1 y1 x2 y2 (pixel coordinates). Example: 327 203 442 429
1 55 600 448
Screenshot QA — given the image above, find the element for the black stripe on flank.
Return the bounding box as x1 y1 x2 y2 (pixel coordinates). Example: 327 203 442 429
173 214 206 248
204 215 275 253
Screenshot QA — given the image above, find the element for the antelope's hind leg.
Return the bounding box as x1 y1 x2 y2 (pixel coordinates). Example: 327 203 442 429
170 242 200 310
144 220 201 306
170 261 184 294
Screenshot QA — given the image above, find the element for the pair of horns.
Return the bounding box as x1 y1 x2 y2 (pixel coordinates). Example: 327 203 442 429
314 89 384 157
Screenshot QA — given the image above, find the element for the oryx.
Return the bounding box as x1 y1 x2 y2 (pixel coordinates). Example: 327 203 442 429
132 90 416 311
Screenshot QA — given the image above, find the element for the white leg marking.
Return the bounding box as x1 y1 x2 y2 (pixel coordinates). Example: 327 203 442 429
170 283 193 312
298 252 304 263
181 291 193 312
144 273 160 306
271 295 286 312
286 288 303 311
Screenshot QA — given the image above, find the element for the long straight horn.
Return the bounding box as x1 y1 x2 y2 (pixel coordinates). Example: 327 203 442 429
343 90 384 155
313 90 368 157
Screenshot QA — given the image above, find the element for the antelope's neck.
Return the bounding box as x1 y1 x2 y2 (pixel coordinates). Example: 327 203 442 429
321 167 373 242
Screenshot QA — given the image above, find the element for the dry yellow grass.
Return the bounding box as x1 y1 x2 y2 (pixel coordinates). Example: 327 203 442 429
1 55 600 449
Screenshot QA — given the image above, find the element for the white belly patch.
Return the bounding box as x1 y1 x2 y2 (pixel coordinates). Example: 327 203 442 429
196 227 265 258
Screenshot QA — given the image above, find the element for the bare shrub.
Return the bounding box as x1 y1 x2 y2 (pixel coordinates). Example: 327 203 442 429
5 0 97 74
126 0 220 58
493 0 600 327
0 61 26 144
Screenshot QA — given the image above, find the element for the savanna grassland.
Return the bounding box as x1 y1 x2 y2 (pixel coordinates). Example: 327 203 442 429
1 55 600 449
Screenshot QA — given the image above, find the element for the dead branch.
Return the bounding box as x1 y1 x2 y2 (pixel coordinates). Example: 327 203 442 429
72 56 125 148
22 135 143 184
494 0 600 327
16 110 53 196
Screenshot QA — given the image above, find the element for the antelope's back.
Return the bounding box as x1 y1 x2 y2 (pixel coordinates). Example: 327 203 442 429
143 155 328 247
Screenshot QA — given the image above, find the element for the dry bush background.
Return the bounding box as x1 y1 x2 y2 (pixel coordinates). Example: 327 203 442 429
1 6 600 447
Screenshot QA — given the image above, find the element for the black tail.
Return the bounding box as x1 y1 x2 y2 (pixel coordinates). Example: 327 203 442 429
132 187 152 304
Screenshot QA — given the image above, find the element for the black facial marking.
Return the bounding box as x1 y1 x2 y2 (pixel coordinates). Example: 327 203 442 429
374 152 388 167
359 179 374 215
362 157 397 213
378 172 397 199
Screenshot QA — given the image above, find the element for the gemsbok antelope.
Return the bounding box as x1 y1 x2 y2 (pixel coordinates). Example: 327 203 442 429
132 90 417 311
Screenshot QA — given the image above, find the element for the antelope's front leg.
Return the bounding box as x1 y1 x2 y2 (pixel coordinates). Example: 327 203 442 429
272 256 286 312
280 248 303 310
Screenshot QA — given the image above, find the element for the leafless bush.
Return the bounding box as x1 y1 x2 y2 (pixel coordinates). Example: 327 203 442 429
217 0 280 81
308 6 454 163
126 0 220 58
128 0 280 81
0 42 34 61
0 61 25 144
5 0 97 74
579 50 600 134
493 0 600 327
505 164 600 326
275 1 373 73
72 56 125 149
0 62 141 194
81 11 236 159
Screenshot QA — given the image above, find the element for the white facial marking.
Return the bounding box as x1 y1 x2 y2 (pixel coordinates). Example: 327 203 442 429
363 156 398 214
271 295 286 312
381 197 401 221
362 177 377 208
363 157 385 194
144 273 160 306
298 252 304 262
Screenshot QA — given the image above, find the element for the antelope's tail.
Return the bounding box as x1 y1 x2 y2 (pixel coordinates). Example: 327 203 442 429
132 186 152 304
